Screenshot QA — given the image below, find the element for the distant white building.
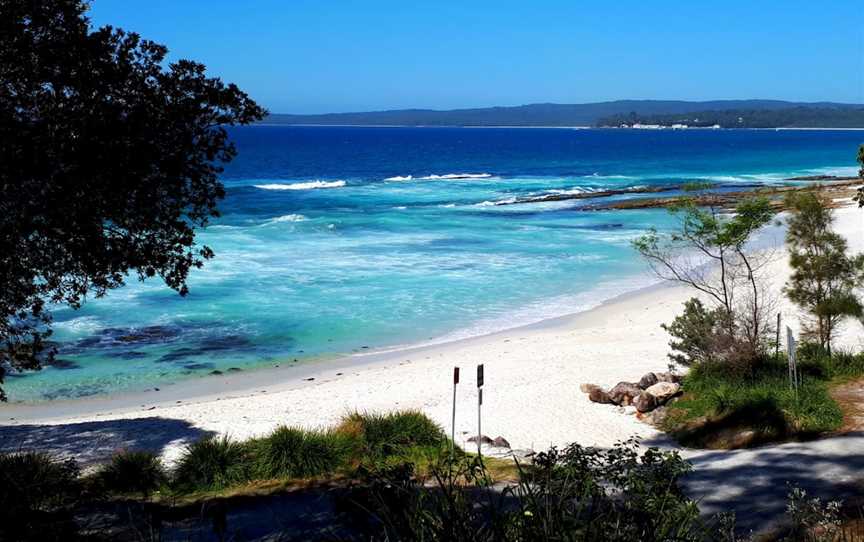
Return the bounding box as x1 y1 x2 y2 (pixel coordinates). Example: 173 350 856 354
671 123 688 129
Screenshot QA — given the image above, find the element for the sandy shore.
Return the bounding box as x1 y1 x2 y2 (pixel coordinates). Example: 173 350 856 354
3 204 864 466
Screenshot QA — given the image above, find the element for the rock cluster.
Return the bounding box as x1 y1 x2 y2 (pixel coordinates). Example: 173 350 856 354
581 372 682 413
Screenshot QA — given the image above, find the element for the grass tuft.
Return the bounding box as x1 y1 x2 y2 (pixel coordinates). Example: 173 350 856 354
336 409 446 457
251 426 356 479
99 450 167 498
173 436 252 491
0 451 83 540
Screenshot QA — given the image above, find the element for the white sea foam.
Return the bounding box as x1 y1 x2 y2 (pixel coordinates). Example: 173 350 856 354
387 173 494 181
421 173 494 180
547 187 593 196
264 214 308 224
254 180 346 190
55 315 102 334
439 203 457 208
475 197 518 207
585 173 636 180
393 206 408 210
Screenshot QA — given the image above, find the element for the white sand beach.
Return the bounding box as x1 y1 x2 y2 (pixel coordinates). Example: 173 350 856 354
3 204 864 467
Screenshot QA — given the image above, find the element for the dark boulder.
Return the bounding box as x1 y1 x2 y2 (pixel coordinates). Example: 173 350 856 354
655 372 683 384
589 387 613 404
638 372 659 389
492 436 511 448
609 382 642 406
634 392 658 413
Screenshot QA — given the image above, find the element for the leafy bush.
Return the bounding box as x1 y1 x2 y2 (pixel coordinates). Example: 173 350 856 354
341 440 724 541
99 450 167 498
0 451 84 540
663 297 733 367
337 410 446 457
799 345 864 381
784 485 843 541
173 436 251 491
252 426 355 479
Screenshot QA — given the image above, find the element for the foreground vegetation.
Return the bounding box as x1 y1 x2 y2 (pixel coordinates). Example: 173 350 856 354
4 427 863 541
0 409 455 539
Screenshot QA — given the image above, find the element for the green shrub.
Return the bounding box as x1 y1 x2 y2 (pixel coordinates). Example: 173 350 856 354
252 426 355 479
664 359 844 447
341 440 722 541
0 451 83 540
337 410 446 457
662 297 733 367
173 436 251 491
99 450 167 498
799 345 864 381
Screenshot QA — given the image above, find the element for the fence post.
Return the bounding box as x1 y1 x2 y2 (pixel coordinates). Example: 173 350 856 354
477 364 484 459
451 367 459 457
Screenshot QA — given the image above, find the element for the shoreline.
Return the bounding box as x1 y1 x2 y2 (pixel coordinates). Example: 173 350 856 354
0 277 676 423
3 205 863 468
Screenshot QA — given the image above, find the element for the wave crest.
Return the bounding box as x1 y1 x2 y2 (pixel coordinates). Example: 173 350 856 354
254 180 346 190
265 214 308 224
421 173 493 180
385 173 494 181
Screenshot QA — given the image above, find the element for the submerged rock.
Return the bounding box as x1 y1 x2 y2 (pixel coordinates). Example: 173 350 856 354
46 358 81 370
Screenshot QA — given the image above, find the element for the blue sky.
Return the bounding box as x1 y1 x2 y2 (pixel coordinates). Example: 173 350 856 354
87 0 864 114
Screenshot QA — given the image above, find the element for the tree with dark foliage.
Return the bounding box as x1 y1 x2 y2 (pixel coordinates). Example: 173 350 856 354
0 0 265 400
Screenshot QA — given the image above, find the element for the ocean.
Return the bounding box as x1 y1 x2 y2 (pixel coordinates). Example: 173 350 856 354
6 127 863 402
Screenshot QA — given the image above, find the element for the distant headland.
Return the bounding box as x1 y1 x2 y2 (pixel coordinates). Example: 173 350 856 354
261 99 864 129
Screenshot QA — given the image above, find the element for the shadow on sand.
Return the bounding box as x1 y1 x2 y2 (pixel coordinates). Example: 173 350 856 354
0 417 215 468
643 431 864 533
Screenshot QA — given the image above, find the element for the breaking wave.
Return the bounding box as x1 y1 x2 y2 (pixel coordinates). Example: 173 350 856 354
263 214 308 224
254 180 346 190
386 173 494 181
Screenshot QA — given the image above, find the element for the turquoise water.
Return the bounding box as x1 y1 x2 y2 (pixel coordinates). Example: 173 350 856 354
6 127 863 402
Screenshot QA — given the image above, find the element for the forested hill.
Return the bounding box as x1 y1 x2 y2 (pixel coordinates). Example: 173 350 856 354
262 100 864 127
597 106 864 128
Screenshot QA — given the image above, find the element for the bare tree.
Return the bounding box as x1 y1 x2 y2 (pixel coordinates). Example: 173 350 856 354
633 195 777 359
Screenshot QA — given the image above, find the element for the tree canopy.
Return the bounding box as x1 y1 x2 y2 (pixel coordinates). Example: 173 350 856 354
0 0 265 400
784 190 864 354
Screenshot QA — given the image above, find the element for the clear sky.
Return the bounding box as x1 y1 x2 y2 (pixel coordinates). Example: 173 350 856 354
87 0 864 114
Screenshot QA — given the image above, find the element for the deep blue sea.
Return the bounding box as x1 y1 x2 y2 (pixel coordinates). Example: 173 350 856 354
7 127 863 402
